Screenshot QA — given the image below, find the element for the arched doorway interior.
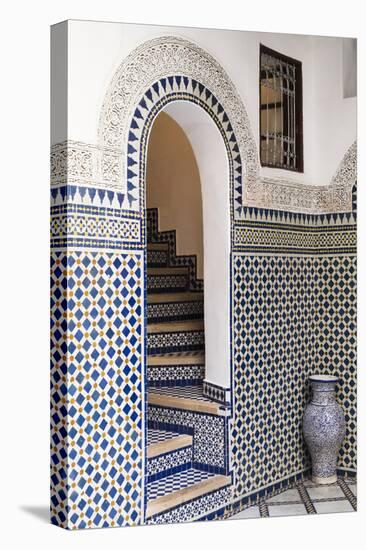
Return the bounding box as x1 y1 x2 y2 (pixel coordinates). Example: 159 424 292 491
143 100 232 521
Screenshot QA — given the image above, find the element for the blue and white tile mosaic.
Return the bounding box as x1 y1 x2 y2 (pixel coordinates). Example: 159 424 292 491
148 406 229 474
51 32 357 528
231 207 357 500
50 250 145 529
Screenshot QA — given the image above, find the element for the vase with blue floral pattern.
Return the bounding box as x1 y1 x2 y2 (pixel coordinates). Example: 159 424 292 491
303 375 346 484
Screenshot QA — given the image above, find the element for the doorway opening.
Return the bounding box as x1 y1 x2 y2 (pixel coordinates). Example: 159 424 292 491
143 103 231 522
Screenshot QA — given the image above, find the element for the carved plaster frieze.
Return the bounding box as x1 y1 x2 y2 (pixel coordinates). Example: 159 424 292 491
51 140 122 188
98 36 260 201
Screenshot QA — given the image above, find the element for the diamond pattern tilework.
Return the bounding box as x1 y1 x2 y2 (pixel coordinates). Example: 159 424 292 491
50 250 144 529
232 253 356 499
311 256 357 470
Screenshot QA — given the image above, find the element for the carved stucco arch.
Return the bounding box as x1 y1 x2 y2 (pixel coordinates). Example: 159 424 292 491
98 36 259 218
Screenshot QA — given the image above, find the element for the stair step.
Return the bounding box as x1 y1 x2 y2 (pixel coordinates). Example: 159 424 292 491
148 292 203 304
146 469 231 518
148 353 205 366
149 386 223 415
148 430 193 459
148 292 203 323
147 321 204 355
147 245 169 268
147 429 193 483
147 242 169 250
148 320 204 334
149 267 188 275
148 268 189 294
148 353 205 387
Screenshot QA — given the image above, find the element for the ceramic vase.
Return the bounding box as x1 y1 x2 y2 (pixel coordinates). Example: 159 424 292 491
303 375 346 484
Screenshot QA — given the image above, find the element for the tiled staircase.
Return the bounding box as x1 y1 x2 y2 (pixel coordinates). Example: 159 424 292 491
145 209 232 524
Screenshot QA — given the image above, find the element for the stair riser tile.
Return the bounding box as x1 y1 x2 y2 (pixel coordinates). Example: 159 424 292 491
148 364 205 387
147 485 232 524
147 249 169 267
148 300 204 323
148 408 229 473
147 209 203 292
147 330 205 355
148 274 189 294
147 446 193 483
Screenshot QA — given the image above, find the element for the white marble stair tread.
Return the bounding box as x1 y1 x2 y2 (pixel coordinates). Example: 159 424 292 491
149 385 223 415
146 468 231 518
148 292 203 303
147 429 193 459
148 320 204 334
148 353 205 366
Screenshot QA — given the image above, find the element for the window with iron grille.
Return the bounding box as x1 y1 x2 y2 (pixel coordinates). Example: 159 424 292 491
260 45 303 172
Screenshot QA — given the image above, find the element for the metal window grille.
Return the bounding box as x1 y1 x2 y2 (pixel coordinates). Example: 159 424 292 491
260 45 303 172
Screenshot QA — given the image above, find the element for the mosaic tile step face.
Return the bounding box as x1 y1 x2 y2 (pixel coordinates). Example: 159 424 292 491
147 442 193 482
147 269 189 294
147 293 204 323
148 429 181 445
147 469 215 500
147 353 205 387
148 405 228 472
147 244 169 267
147 323 205 355
150 385 213 403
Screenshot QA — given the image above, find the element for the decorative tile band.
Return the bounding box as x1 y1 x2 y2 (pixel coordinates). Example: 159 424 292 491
51 213 141 244
148 364 205 387
203 381 231 407
233 224 356 255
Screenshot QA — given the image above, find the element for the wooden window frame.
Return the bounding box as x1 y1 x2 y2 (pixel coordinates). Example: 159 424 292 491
259 44 304 173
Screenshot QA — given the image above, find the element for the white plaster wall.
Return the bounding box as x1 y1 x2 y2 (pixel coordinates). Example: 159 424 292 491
61 19 357 185
163 102 231 388
146 112 204 278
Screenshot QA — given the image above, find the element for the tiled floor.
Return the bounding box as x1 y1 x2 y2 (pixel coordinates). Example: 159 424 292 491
231 478 357 520
147 469 214 500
